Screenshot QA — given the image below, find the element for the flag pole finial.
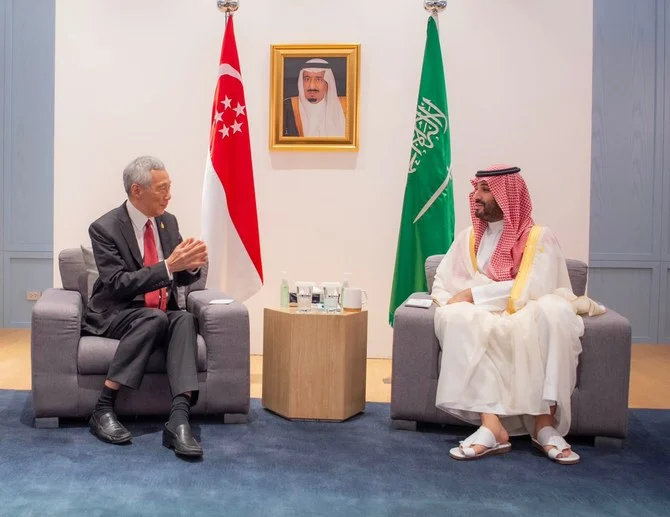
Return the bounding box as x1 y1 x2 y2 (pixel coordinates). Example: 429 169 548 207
217 0 239 13
424 0 447 15
217 0 239 24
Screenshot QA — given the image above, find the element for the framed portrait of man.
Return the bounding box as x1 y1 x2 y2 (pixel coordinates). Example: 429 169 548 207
270 44 360 151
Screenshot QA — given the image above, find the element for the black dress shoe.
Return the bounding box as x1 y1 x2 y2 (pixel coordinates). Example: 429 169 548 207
162 423 203 457
89 410 132 444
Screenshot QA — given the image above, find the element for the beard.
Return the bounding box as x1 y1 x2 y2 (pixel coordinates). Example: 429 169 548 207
474 202 504 222
306 92 322 103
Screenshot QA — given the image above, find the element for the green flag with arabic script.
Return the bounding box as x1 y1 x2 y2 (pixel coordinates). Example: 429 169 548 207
389 15 455 325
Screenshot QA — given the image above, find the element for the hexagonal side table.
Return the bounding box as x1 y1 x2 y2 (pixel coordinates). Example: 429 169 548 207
262 307 368 421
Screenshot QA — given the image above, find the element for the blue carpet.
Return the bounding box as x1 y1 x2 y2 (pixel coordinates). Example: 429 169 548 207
0 390 668 517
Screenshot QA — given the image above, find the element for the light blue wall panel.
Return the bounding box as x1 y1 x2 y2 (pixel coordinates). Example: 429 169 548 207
662 3 670 262
590 0 670 343
588 263 660 343
3 0 54 252
0 0 55 328
3 252 52 327
0 1 6 251
590 0 660 262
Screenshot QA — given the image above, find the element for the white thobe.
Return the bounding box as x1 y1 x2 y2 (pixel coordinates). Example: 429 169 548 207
432 224 585 436
470 220 514 310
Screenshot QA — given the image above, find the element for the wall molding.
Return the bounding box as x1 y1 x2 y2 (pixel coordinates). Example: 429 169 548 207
2 251 53 327
588 262 660 343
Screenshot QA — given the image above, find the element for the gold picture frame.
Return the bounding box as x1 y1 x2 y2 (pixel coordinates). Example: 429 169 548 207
270 44 360 152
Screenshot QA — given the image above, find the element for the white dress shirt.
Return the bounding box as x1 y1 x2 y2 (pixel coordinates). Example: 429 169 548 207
471 220 513 310
125 200 172 279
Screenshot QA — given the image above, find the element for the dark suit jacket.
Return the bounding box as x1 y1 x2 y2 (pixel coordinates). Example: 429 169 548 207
82 203 201 336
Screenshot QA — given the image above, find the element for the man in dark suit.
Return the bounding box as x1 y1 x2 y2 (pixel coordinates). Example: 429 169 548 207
83 155 208 457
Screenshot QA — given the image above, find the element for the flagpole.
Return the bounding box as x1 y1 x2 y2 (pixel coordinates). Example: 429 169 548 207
217 0 239 25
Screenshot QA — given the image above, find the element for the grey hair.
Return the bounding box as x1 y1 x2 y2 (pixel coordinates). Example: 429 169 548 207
122 155 166 195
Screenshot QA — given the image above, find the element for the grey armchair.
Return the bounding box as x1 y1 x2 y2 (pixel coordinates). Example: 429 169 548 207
30 248 250 428
390 257 632 447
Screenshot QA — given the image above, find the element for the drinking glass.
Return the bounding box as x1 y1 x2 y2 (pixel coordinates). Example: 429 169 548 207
322 282 341 313
295 282 313 313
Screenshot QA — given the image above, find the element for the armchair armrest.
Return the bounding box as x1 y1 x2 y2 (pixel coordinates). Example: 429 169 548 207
391 293 441 420
572 308 632 438
187 290 250 414
30 288 83 417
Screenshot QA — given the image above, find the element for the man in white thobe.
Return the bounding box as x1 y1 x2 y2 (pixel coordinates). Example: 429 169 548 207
282 58 346 138
432 165 603 464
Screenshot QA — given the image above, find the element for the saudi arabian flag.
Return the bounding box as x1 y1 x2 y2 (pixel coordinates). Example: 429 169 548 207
389 15 455 325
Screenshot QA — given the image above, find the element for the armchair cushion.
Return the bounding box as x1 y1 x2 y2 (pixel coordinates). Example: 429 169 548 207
187 262 208 293
80 245 99 303
59 248 88 304
77 334 207 375
425 256 443 293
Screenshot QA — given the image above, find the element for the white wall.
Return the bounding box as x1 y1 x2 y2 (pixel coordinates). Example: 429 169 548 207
54 0 593 357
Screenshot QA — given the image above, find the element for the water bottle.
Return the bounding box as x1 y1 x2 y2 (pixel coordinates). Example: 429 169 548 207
339 272 352 309
280 271 289 308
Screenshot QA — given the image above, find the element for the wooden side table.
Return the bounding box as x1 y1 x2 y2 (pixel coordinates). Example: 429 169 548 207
262 307 368 421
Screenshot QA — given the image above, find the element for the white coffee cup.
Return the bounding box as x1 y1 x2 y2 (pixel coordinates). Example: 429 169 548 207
341 287 367 311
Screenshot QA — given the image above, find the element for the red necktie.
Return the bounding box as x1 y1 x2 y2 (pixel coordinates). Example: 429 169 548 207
144 220 167 311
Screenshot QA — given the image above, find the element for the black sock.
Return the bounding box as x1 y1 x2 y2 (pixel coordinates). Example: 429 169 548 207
167 394 191 432
94 385 119 416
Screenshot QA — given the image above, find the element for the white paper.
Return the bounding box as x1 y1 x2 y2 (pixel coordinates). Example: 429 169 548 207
209 298 234 305
405 298 433 309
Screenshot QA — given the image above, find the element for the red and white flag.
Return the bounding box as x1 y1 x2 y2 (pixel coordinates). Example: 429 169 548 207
201 16 263 300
